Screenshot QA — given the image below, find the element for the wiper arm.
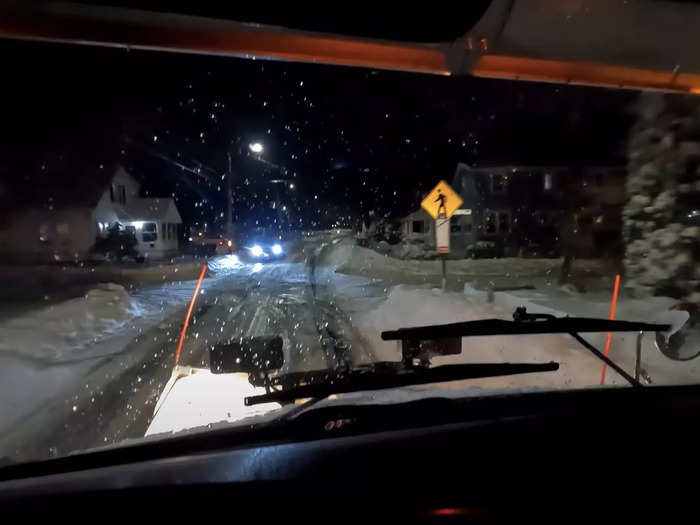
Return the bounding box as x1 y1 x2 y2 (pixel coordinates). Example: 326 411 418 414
382 317 670 341
382 308 671 388
245 361 559 406
247 309 668 406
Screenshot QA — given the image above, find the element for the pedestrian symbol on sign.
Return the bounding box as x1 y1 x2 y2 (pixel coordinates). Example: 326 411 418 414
434 190 447 218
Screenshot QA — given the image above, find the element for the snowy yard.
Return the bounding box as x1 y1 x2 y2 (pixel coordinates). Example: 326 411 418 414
0 280 201 439
321 241 700 390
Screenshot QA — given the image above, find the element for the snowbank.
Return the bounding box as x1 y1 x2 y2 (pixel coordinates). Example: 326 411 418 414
0 280 200 439
323 242 575 280
0 283 136 437
0 283 134 363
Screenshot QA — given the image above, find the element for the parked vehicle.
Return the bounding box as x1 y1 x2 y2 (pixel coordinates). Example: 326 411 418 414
92 224 145 262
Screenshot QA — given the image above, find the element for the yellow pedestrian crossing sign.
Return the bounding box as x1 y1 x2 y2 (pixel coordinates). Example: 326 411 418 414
421 180 463 220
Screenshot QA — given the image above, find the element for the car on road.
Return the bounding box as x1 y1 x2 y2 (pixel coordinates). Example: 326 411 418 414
237 228 299 262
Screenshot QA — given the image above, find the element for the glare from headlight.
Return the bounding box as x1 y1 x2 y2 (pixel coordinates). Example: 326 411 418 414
271 244 283 255
250 245 263 257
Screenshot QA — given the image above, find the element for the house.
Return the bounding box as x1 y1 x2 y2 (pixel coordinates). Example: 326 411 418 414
93 167 182 259
0 165 182 262
400 207 475 254
400 209 434 244
450 163 626 256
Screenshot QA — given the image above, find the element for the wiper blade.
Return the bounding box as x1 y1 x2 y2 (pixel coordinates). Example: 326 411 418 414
382 317 670 341
382 309 670 389
245 361 559 406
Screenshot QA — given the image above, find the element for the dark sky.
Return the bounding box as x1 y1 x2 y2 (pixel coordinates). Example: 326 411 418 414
0 38 636 230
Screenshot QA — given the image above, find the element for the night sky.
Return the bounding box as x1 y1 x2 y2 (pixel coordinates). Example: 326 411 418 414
0 38 636 231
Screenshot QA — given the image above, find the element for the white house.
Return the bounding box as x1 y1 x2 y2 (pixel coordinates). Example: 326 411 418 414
93 167 183 259
0 166 182 262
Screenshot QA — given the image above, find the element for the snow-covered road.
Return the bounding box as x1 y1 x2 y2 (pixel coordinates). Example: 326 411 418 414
0 243 386 462
2 237 698 464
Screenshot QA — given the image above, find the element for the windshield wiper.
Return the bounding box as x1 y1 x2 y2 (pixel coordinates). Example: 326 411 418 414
381 314 669 341
245 361 559 406
382 307 671 389
245 308 672 406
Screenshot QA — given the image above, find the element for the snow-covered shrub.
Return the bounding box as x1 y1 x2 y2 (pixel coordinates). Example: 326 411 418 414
624 94 700 299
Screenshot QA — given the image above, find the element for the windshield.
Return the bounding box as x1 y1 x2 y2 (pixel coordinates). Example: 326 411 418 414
1 33 700 465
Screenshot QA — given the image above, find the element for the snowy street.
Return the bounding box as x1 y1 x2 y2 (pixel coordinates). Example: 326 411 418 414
0 234 385 461
1 234 698 462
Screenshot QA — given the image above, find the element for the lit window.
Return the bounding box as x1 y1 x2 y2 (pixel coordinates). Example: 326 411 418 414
543 173 553 191
39 224 50 243
142 222 157 242
484 211 496 233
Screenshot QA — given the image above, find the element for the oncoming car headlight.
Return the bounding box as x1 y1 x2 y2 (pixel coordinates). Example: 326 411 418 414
271 244 283 255
250 245 263 257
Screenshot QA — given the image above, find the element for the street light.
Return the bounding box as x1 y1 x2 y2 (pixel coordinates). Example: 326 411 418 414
249 142 263 154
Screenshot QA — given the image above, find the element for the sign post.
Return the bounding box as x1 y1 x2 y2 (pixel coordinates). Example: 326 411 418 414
421 180 463 291
435 213 450 290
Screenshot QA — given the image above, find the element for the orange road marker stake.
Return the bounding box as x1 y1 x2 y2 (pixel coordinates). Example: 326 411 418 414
174 264 207 365
600 274 621 385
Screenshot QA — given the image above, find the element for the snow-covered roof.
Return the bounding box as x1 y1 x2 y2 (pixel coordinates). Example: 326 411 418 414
115 198 182 224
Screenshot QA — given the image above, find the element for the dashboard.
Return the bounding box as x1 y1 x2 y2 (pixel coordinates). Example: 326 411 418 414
1 385 698 522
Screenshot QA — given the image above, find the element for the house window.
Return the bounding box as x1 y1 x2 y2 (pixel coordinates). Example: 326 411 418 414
498 212 511 233
484 211 497 233
450 224 461 233
543 173 553 191
490 174 506 193
484 211 510 234
142 222 157 242
412 220 425 233
464 222 473 233
169 223 176 240
39 223 50 243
